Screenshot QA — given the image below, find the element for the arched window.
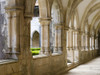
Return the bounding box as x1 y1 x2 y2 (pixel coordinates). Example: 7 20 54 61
32 31 40 48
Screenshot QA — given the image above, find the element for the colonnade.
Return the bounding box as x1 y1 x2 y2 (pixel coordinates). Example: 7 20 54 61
66 27 99 65
39 18 63 55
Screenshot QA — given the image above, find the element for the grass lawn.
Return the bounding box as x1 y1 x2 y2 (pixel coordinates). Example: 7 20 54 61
31 48 40 55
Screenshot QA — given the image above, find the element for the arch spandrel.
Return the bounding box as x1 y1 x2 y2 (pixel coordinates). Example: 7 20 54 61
24 0 51 18
38 0 51 18
24 0 36 17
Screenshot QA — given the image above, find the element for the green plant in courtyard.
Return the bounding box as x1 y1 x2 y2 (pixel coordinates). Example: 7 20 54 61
31 48 40 55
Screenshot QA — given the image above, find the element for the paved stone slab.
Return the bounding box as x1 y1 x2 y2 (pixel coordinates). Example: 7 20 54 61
64 57 100 75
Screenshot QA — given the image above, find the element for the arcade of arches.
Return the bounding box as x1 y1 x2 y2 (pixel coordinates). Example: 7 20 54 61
0 0 100 75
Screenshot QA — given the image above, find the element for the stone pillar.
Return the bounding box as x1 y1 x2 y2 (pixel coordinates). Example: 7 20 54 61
85 33 89 51
95 37 98 49
39 18 51 55
66 30 69 50
77 30 81 62
81 32 85 51
54 26 58 53
69 29 73 50
7 12 12 53
91 36 94 50
80 32 86 62
40 22 44 54
66 28 74 63
89 36 92 51
54 25 62 53
5 7 22 59
11 11 20 53
73 29 79 62
73 30 79 50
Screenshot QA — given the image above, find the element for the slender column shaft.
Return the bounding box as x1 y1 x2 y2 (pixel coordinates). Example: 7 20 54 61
44 24 50 55
81 33 85 51
12 11 20 53
40 25 44 54
39 19 51 55
91 36 94 50
73 31 78 50
66 30 69 49
7 12 12 53
54 27 58 53
85 34 88 51
58 27 62 53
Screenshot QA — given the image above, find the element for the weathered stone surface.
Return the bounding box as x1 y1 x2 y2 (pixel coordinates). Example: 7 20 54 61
0 1 7 59
0 0 99 75
64 57 100 75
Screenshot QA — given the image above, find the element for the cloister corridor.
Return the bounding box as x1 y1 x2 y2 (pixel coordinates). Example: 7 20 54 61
64 56 100 75
0 0 100 75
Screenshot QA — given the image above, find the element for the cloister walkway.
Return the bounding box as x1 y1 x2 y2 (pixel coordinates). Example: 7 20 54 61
64 56 100 75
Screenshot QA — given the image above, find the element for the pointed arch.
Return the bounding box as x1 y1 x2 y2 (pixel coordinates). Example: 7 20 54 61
32 31 40 48
81 2 100 32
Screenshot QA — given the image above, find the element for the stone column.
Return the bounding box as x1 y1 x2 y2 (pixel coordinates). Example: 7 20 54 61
73 29 79 62
10 10 21 59
95 37 98 56
39 22 44 54
89 36 92 50
66 30 69 50
54 26 58 53
95 37 98 49
73 30 79 50
85 33 89 51
79 31 82 63
88 35 90 51
5 10 21 59
54 25 63 53
81 32 85 51
6 11 12 53
69 28 73 50
91 36 94 50
80 32 86 62
11 11 20 53
66 28 74 63
39 18 51 55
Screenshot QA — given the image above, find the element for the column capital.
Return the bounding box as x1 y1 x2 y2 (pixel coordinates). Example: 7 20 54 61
80 31 85 35
64 26 74 31
73 29 80 33
12 10 21 17
5 6 24 10
39 17 51 26
73 28 80 31
55 25 63 30
89 34 94 37
6 9 22 18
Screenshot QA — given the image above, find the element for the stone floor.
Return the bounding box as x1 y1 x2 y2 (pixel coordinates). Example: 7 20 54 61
64 56 100 75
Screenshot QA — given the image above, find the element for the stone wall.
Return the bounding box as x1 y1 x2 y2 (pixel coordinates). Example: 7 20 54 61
0 54 66 75
32 54 66 75
0 0 7 59
0 0 99 75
